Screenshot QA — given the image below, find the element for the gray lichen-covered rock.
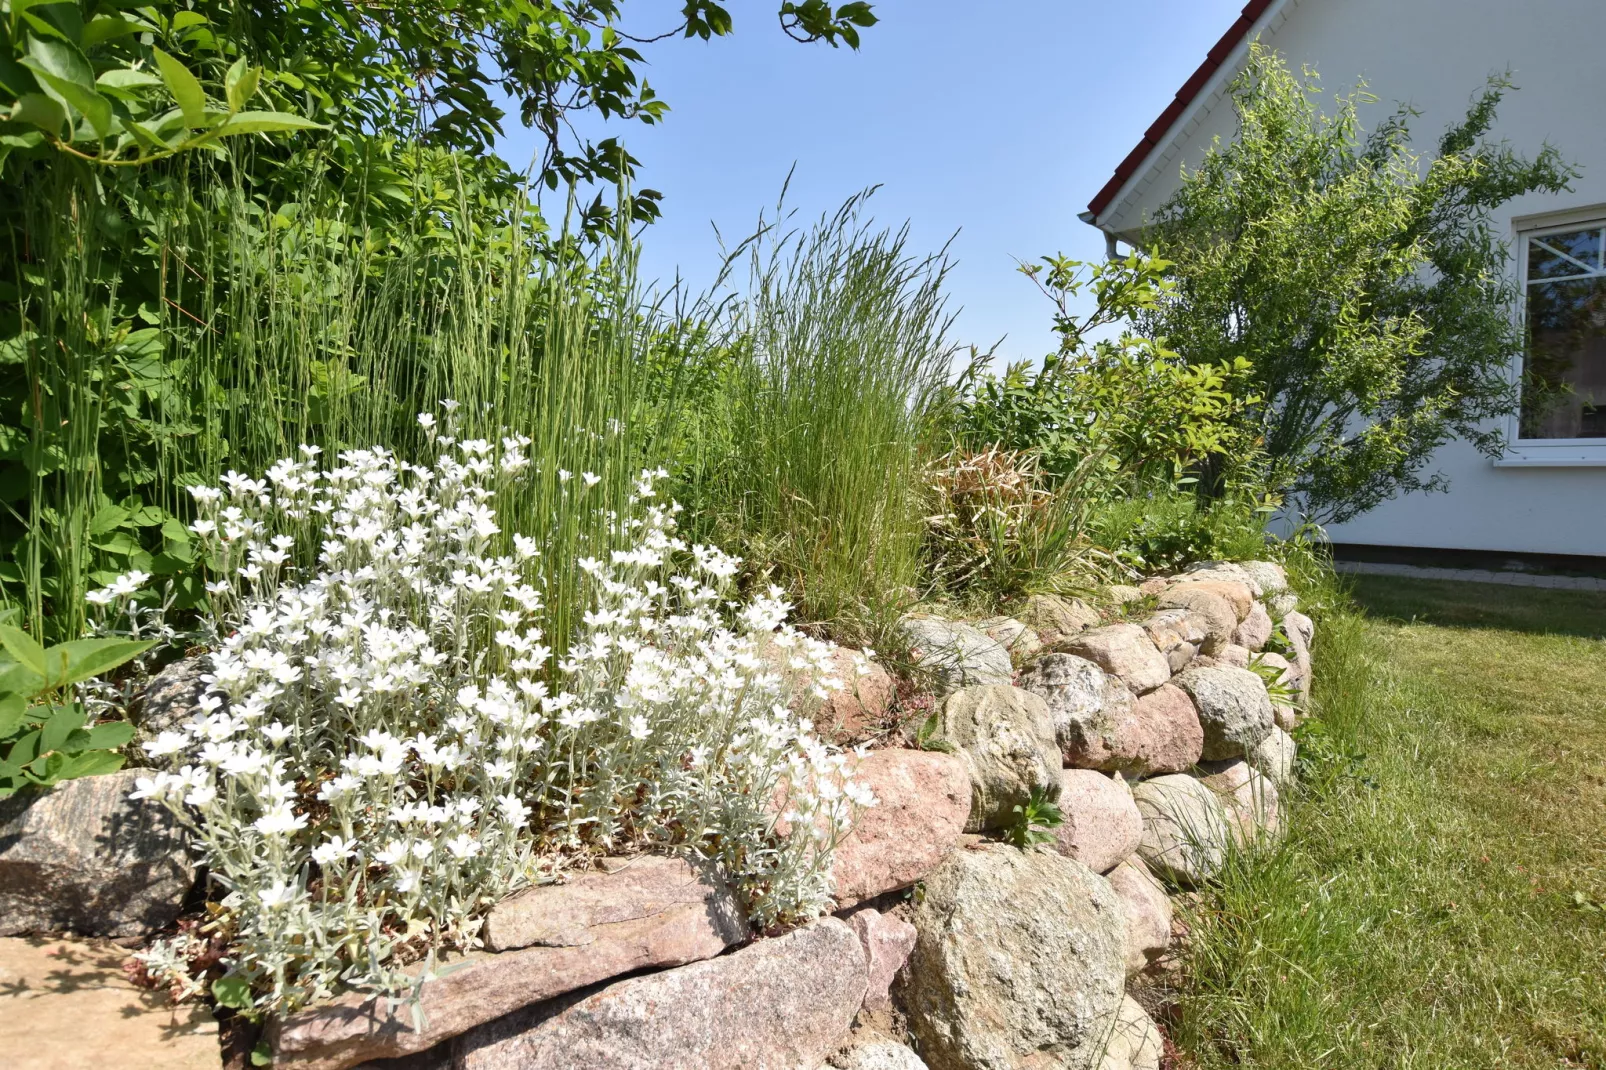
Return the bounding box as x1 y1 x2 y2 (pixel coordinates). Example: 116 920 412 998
1062 624 1171 695
1096 996 1163 1070
975 616 1044 665
902 844 1127 1070
1179 560 1263 599
1285 610 1315 652
1132 774 1231 886
1268 591 1300 619
1175 665 1275 761
0 771 193 941
1238 560 1289 597
832 1036 930 1070
1245 726 1297 789
1155 585 1237 655
1054 769 1142 875
936 685 1060 831
1235 601 1274 651
1015 593 1101 646
1140 609 1204 673
901 618 1014 695
1104 584 1144 607
1196 759 1281 844
1020 657 1202 776
134 655 212 753
1285 614 1313 705
1018 653 1110 760
1105 856 1171 978
452 918 867 1070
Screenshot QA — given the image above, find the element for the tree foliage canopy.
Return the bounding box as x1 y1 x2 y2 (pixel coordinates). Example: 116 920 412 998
1140 43 1575 524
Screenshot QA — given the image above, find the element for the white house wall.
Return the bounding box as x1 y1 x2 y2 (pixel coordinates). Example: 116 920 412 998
1096 0 1606 557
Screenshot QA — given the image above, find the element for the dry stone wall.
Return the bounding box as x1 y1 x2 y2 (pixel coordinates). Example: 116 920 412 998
0 559 1313 1070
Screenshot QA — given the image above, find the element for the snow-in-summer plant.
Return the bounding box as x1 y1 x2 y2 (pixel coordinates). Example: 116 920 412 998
131 404 874 1014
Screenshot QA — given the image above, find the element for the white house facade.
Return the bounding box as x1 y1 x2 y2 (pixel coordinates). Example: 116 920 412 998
1084 0 1606 559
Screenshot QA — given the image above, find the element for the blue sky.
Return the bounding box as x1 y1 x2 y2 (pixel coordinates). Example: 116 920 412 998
494 0 1245 364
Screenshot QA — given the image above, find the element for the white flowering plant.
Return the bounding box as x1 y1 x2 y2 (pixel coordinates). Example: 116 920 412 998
132 405 874 1015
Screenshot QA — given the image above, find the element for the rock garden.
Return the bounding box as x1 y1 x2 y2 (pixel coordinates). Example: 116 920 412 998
5 6 1524 1067
1 553 1313 1070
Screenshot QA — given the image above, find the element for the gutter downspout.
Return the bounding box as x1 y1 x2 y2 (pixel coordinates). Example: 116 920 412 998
1077 211 1119 261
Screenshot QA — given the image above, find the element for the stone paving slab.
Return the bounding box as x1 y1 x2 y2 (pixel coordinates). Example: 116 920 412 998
1334 560 1606 592
0 935 219 1070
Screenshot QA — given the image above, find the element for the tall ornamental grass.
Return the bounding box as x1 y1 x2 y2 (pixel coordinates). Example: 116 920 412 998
6 163 698 650
684 193 957 649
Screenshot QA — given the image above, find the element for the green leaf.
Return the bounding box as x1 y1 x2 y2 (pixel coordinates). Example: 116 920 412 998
213 974 254 1011
151 48 206 128
0 662 45 698
122 118 164 153
0 693 27 737
20 63 112 138
224 58 260 113
81 15 140 49
213 111 325 137
82 720 134 751
96 68 163 90
89 503 130 535
59 749 124 779
9 92 68 136
23 34 93 88
0 625 48 679
92 531 141 557
250 1040 273 1067
50 637 152 686
6 727 40 764
39 705 85 753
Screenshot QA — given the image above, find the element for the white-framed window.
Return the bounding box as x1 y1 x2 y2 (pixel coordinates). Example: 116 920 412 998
1502 214 1606 466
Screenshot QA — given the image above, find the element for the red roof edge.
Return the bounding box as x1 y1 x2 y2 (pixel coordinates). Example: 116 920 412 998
1084 0 1275 224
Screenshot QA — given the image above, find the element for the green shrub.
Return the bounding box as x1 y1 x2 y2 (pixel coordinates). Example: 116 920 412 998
1141 43 1576 523
956 253 1262 498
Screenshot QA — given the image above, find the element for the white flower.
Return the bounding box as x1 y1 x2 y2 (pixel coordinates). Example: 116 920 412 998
496 793 530 829
258 881 298 910
318 774 360 801
311 836 356 866
581 471 601 487
143 731 191 759
629 714 651 741
374 840 408 866
262 722 295 745
445 834 482 860
253 806 308 837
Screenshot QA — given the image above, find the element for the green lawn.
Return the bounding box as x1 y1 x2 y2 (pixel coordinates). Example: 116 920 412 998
1171 575 1606 1070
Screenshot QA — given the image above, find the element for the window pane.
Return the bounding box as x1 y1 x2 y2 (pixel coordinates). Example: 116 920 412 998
1522 276 1606 439
1527 228 1603 280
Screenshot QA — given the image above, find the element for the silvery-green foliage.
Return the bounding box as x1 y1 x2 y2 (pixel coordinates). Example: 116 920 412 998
130 405 872 1013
